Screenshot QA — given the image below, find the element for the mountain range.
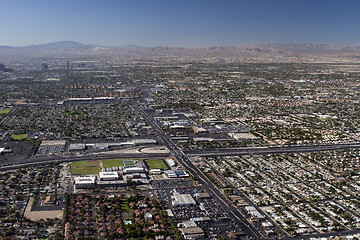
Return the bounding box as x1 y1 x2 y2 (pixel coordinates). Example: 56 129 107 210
1 41 360 62
0 41 144 49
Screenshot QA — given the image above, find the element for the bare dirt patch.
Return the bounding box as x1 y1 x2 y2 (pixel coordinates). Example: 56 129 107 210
24 198 63 221
87 160 98 164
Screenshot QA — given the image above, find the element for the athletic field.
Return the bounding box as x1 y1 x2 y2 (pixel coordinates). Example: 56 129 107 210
146 159 168 169
70 161 100 175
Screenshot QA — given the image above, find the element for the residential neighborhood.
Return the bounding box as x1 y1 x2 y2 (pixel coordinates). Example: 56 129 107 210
2 44 360 239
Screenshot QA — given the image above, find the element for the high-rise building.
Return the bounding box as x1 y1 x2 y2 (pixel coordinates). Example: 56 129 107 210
67 61 70 69
0 64 5 71
42 63 48 70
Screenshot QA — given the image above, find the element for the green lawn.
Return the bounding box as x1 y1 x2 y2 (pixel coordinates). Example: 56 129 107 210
102 158 143 168
70 161 101 175
0 109 11 114
120 202 131 211
102 159 124 168
146 159 168 169
11 134 28 141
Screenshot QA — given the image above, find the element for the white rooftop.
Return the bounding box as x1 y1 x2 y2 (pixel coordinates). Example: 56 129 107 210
99 172 119 178
68 143 86 151
165 158 176 167
74 176 96 185
172 191 196 206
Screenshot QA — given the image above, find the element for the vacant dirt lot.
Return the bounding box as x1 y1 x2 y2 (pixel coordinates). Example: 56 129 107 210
24 198 63 221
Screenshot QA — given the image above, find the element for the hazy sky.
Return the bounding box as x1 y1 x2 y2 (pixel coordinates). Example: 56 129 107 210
1 0 360 47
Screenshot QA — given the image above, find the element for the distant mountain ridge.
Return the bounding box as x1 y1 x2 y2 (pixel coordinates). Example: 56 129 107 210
1 41 360 62
27 41 96 49
0 41 144 49
1 41 360 51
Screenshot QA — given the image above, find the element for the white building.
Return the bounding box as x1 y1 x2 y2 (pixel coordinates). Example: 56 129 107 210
150 169 162 175
165 158 176 167
172 191 197 207
68 143 86 151
74 176 96 188
99 172 119 181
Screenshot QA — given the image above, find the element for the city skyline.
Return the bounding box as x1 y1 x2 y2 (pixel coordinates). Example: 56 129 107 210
1 0 360 48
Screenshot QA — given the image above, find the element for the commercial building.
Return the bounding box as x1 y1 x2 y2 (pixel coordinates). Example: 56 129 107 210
172 191 197 207
124 167 145 174
68 143 86 151
150 169 162 175
99 172 120 181
124 173 149 184
74 176 96 188
166 170 189 178
125 173 147 179
179 227 204 239
165 158 176 167
194 193 211 199
93 143 109 150
228 132 258 140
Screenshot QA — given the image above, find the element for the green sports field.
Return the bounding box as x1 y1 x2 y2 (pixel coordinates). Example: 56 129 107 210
102 159 124 168
11 134 28 141
146 159 168 169
0 109 11 114
70 161 101 175
102 158 143 168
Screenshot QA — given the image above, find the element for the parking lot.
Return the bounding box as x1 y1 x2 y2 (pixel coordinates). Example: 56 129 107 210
155 186 228 220
151 179 193 189
37 145 64 156
198 220 245 240
36 140 66 156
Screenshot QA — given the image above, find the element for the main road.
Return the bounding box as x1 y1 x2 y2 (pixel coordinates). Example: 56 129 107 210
185 143 360 157
133 103 265 239
2 142 358 172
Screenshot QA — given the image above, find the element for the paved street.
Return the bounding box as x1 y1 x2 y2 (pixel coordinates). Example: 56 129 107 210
185 143 360 157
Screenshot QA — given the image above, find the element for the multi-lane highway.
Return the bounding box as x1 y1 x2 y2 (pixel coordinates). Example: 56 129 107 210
2 141 359 173
185 143 360 157
2 142 359 169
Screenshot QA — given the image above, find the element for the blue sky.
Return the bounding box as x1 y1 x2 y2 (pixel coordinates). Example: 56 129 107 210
1 0 359 47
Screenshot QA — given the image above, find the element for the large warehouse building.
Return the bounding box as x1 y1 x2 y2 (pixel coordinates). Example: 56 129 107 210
172 191 197 207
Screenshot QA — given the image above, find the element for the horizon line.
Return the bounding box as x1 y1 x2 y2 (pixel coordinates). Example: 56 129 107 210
1 40 360 49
